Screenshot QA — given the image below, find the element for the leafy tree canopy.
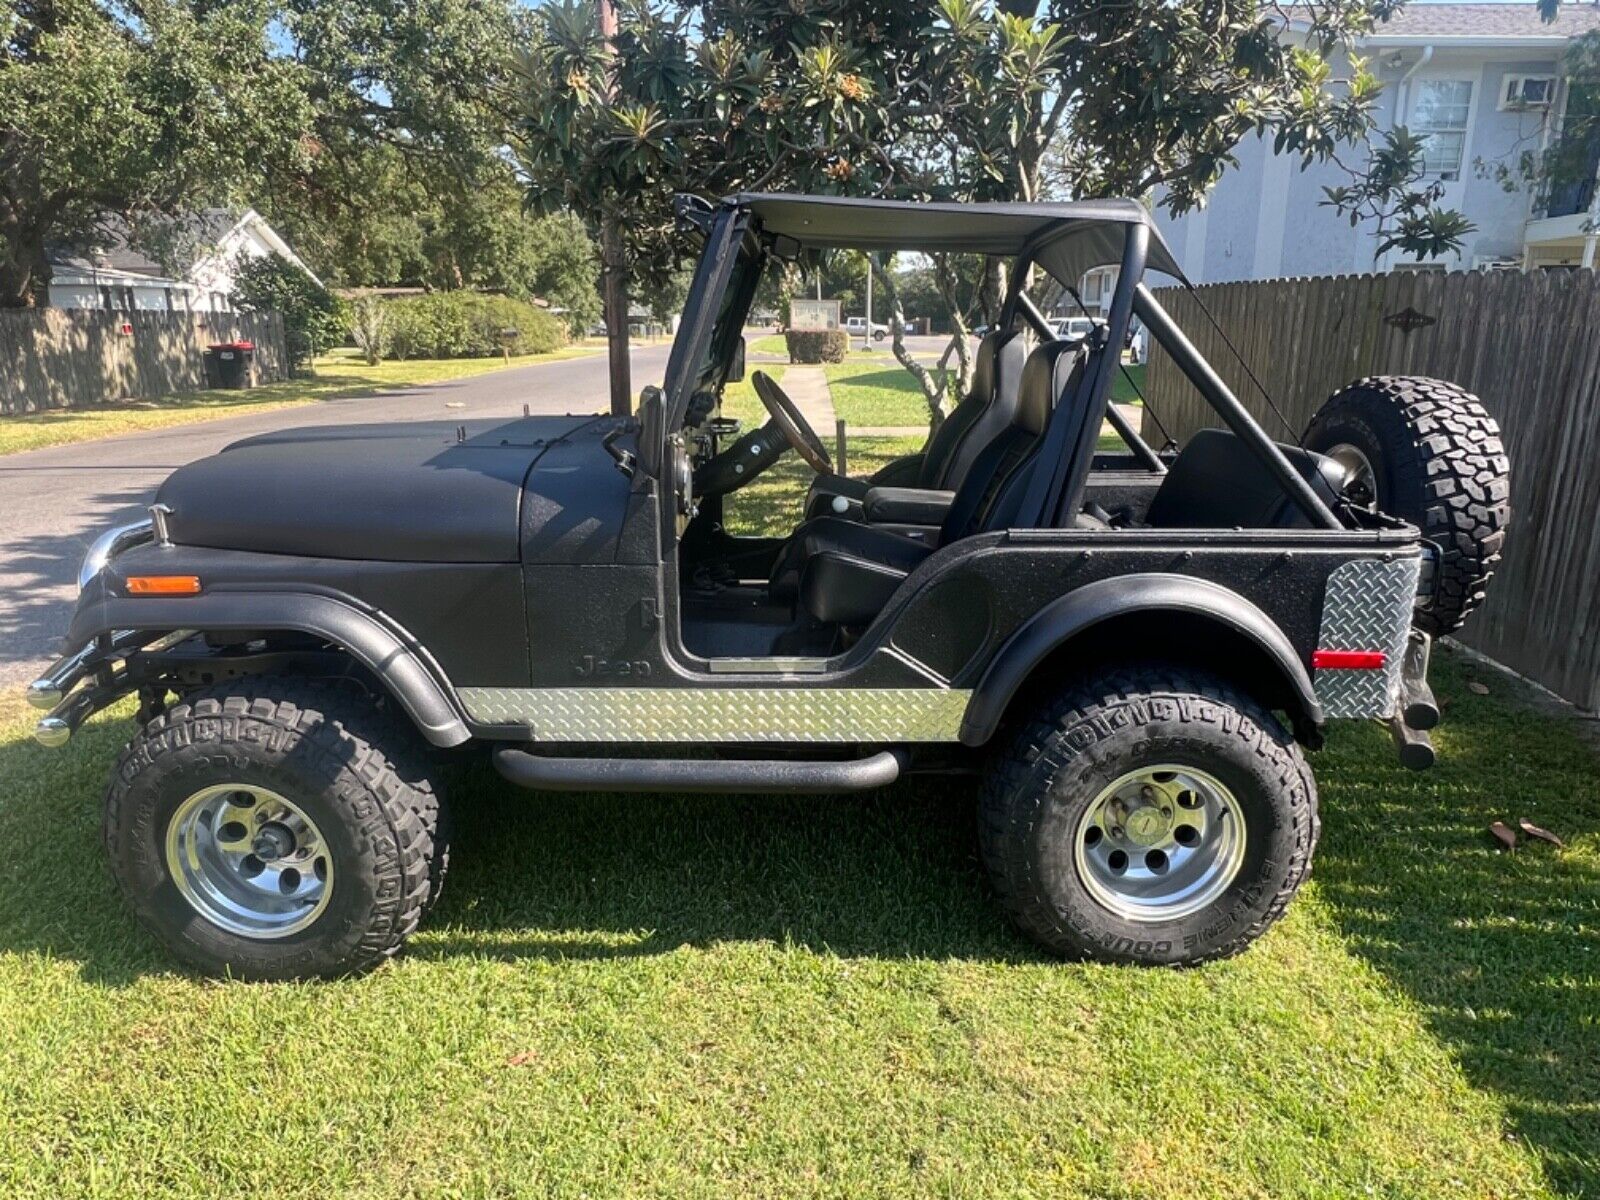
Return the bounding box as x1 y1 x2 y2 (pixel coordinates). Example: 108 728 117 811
0 0 307 306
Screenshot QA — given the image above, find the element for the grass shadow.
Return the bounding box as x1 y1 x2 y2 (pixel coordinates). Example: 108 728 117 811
1311 646 1600 1195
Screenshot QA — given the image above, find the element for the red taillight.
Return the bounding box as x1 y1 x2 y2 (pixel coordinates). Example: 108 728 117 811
1312 649 1387 670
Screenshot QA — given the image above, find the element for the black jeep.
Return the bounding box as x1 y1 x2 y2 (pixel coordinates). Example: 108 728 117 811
30 194 1509 979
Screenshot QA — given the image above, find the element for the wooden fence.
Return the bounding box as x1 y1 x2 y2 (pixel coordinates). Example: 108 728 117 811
1 308 287 415
1141 268 1600 711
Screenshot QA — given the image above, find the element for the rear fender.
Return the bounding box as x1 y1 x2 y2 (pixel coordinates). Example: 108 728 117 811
959 573 1321 746
66 583 470 747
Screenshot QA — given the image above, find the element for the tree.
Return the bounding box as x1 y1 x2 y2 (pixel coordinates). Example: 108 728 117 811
517 0 1481 424
231 255 346 367
0 0 308 307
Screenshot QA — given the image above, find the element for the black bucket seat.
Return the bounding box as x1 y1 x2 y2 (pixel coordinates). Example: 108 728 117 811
776 339 1086 626
803 327 1029 520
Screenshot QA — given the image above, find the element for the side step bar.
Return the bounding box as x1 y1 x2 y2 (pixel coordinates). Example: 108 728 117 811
493 747 906 794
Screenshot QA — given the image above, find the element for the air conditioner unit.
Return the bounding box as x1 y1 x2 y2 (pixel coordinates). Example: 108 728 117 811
1472 256 1523 273
1500 75 1556 111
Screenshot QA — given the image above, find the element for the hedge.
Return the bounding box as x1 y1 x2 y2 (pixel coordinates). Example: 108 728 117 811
385 293 567 360
784 329 849 364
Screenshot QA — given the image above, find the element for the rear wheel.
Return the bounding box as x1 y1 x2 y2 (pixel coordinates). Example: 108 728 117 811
979 668 1318 966
1304 375 1509 635
104 678 447 980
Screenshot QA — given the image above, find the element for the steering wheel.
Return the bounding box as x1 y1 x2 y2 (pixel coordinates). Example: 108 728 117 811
753 370 832 475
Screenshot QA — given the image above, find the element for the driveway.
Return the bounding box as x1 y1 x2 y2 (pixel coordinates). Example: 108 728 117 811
0 343 672 686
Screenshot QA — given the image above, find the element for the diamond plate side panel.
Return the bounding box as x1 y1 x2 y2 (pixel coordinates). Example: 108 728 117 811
1314 558 1420 719
457 687 972 742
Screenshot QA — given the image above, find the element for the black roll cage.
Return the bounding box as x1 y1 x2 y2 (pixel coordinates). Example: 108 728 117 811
657 196 1343 535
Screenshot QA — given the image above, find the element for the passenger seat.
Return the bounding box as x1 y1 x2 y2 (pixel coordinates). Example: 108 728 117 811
782 340 1087 626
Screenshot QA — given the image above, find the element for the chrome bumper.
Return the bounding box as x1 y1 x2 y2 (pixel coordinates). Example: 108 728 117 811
26 629 192 748
77 518 154 592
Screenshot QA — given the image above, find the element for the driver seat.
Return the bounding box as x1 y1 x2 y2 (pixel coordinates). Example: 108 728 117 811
782 339 1086 626
802 327 1029 520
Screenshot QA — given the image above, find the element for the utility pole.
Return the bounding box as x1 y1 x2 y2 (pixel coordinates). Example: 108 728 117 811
598 0 632 416
863 254 873 350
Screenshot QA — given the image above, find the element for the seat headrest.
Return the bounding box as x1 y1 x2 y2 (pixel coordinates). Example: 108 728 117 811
968 325 1026 404
1015 340 1083 434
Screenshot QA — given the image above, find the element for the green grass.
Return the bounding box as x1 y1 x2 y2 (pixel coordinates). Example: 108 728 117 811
825 359 944 428
0 648 1595 1196
749 333 789 357
1112 361 1147 406
0 345 604 457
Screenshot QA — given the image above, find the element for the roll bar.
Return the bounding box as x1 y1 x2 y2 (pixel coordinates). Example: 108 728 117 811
1133 284 1342 530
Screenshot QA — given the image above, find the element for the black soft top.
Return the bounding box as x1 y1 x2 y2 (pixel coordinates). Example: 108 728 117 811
730 192 1184 286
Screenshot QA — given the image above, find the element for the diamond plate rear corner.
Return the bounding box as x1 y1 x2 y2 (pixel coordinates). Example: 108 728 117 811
1314 557 1421 719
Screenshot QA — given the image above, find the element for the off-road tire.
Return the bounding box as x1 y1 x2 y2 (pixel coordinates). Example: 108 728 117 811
1304 375 1509 635
104 677 445 980
979 667 1319 966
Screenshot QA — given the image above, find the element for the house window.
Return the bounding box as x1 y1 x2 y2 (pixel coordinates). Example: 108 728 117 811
1412 80 1473 180
1392 261 1446 274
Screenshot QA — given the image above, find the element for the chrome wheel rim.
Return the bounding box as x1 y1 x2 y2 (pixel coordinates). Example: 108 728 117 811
165 784 333 938
1073 766 1247 923
1327 442 1378 507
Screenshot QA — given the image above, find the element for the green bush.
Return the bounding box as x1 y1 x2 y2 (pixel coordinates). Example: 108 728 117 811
784 329 849 364
384 293 567 360
231 254 347 373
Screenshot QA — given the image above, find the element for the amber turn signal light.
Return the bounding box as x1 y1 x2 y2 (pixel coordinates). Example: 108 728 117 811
125 575 202 596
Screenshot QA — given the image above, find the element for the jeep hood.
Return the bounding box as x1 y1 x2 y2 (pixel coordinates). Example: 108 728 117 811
156 415 613 563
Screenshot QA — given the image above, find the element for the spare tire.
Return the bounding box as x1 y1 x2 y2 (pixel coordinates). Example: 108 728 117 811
1304 376 1509 635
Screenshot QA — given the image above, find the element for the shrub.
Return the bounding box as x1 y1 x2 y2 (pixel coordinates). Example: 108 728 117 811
785 329 849 364
349 297 389 365
384 293 566 360
231 254 347 373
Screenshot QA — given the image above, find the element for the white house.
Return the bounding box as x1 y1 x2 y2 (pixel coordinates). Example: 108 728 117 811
1073 4 1600 304
47 209 316 313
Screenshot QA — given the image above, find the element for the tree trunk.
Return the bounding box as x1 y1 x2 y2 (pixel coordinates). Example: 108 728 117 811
0 222 44 308
934 255 974 400
870 256 948 432
600 217 631 416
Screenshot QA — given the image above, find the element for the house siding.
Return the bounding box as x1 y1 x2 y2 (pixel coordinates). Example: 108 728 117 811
1152 46 1564 282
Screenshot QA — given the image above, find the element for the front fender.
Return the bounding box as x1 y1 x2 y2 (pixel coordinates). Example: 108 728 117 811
959 573 1321 746
66 581 471 747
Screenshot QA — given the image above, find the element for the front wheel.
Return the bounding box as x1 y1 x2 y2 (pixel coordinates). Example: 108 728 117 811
104 678 446 980
979 668 1319 966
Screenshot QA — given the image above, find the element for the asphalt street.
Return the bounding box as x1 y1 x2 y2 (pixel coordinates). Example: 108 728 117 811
0 342 674 686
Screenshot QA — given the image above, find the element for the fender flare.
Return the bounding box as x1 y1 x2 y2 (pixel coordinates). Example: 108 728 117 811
66 586 471 747
958 573 1322 746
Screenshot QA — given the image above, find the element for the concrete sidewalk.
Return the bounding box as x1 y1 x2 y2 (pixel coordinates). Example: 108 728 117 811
780 365 837 434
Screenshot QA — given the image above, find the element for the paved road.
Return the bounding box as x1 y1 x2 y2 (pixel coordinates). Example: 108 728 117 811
0 343 673 687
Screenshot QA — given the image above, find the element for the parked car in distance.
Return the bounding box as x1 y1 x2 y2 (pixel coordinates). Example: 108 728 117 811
845 316 889 340
1051 315 1101 343
1127 320 1149 364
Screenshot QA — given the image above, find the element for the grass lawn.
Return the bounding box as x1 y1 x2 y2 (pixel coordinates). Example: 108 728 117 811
0 646 1595 1196
825 359 944 428
0 345 603 457
1113 361 1147 406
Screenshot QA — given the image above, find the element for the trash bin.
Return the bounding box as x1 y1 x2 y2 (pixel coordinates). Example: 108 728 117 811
204 341 256 389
